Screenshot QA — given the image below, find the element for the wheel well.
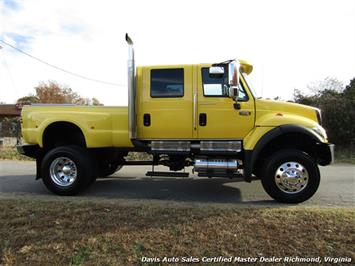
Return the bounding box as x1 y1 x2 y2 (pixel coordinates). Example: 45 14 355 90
43 122 86 149
253 132 318 176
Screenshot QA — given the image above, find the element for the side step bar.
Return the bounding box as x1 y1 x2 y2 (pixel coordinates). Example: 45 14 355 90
124 161 155 165
146 171 189 178
197 173 243 178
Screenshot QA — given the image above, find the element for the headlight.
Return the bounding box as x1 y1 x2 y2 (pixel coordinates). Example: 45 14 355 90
312 126 327 140
315 109 322 125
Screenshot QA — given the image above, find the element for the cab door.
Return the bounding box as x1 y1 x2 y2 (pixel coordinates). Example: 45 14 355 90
197 65 255 139
137 65 193 139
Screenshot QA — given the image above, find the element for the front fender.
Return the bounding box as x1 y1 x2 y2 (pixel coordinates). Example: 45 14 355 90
243 124 325 182
256 112 318 129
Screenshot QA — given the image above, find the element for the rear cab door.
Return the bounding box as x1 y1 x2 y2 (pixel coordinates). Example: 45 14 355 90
137 65 193 139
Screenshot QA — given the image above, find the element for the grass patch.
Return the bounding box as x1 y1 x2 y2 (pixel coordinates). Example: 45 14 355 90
335 146 355 164
71 246 91 265
125 152 152 161
0 199 353 265
0 147 34 161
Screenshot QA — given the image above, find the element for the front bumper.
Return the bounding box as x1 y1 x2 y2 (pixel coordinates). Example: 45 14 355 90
17 144 40 158
316 143 334 166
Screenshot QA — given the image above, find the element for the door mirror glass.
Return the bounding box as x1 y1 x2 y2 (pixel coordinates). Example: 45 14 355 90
209 66 225 78
228 61 239 87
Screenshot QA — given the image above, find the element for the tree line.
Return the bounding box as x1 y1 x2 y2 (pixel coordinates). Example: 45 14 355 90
293 77 355 148
0 81 102 138
16 81 102 106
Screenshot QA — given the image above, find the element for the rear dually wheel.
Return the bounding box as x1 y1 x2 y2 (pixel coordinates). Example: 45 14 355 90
41 145 95 195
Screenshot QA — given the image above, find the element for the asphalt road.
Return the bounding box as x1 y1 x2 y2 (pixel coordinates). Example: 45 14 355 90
0 160 354 206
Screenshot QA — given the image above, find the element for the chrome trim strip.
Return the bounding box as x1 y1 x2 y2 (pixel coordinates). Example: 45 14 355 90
193 92 197 130
151 141 191 152
148 140 242 152
200 141 242 152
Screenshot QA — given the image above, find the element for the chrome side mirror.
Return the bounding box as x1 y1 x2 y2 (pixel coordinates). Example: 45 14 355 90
228 61 239 87
228 61 240 101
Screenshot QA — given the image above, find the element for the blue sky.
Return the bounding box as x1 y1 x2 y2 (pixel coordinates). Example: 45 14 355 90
3 0 19 11
0 0 355 105
1 32 32 50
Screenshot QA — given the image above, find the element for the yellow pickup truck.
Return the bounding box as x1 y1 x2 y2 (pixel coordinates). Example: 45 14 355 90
18 34 334 203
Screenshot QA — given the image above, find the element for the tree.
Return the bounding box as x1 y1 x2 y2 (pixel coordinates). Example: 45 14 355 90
294 77 355 147
34 81 84 104
16 95 40 105
344 78 355 99
306 77 344 94
92 97 103 106
17 81 103 106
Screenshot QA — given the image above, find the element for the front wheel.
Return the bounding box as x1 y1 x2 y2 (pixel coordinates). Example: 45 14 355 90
261 149 320 203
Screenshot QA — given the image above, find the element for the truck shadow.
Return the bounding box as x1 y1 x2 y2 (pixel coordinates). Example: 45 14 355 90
1 174 277 205
85 177 242 203
83 176 274 205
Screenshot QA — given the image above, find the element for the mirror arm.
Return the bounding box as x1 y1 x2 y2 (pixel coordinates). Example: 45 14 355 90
228 86 239 101
234 103 241 110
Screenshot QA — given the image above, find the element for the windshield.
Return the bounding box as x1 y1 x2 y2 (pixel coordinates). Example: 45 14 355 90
241 73 258 98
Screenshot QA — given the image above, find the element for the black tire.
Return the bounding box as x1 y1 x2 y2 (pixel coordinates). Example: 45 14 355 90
261 149 320 203
41 145 95 196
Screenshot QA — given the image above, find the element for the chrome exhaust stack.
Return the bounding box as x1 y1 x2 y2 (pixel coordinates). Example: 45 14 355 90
125 33 136 139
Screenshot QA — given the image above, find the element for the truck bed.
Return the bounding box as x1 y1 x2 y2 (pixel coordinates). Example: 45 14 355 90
21 105 133 148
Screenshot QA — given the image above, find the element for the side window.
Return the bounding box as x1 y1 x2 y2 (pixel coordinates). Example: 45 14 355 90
237 82 249 101
202 68 228 96
201 67 249 101
151 69 184 97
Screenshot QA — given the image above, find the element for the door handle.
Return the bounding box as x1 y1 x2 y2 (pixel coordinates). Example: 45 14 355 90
239 110 251 116
199 113 207 126
143 113 151 126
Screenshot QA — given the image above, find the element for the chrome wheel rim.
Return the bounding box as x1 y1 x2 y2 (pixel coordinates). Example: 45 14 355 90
274 161 308 194
49 157 77 187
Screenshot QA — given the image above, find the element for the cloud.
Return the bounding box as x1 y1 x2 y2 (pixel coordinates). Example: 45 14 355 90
0 0 354 105
61 23 87 34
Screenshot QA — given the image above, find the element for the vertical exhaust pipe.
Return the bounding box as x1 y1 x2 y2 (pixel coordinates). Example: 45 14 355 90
125 33 136 139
